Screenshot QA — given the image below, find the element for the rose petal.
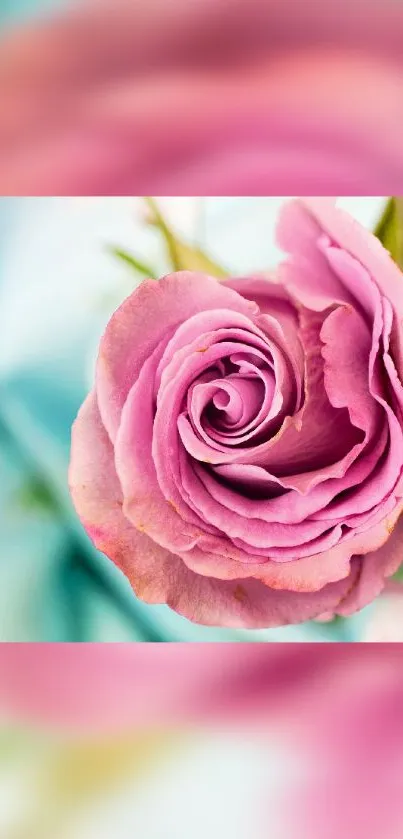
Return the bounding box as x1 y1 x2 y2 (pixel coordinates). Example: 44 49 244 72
96 271 257 440
69 392 359 628
337 513 403 616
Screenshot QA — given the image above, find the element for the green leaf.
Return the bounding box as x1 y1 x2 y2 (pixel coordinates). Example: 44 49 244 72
374 197 403 270
107 246 157 279
14 476 60 517
144 197 228 278
392 563 403 583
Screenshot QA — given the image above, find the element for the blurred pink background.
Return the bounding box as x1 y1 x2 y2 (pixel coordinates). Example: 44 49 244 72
1 0 403 193
1 644 403 839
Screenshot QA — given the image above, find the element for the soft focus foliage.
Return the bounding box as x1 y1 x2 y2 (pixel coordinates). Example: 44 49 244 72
374 197 403 270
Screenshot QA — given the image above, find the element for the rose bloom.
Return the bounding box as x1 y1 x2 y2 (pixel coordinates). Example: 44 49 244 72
1 0 403 194
69 199 403 628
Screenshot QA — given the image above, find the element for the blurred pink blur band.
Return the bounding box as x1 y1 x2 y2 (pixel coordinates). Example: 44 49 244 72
1 0 403 194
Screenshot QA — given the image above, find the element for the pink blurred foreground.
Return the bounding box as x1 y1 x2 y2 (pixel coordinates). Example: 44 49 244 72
1 0 403 193
1 644 403 838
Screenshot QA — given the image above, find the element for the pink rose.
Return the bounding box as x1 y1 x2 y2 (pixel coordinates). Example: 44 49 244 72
1 0 403 194
69 199 403 628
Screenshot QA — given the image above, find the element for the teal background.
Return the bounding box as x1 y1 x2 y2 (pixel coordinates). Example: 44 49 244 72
0 0 66 26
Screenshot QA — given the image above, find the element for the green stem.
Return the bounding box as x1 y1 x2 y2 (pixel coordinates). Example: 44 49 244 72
107 246 157 279
144 196 183 271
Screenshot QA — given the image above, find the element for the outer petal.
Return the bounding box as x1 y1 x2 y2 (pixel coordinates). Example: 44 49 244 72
69 392 358 627
336 514 403 617
301 198 403 323
278 198 403 374
69 391 164 583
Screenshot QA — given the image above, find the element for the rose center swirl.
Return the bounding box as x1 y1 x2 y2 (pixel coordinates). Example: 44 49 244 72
188 352 277 448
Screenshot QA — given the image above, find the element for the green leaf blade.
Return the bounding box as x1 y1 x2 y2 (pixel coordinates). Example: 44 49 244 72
374 197 403 270
144 197 228 278
107 246 157 279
